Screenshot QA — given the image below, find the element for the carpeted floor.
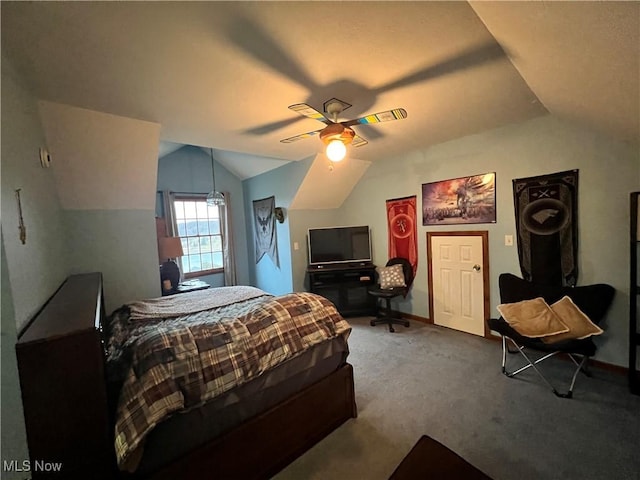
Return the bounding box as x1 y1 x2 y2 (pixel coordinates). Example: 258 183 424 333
273 317 640 480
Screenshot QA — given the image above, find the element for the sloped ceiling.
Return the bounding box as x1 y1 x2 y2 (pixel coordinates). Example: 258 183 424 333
470 1 639 145
1 1 638 185
290 154 371 210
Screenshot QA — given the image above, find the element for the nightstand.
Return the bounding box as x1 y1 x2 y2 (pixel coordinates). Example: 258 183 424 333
164 279 211 296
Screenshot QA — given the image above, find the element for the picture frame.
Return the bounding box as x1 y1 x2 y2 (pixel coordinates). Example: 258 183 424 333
422 172 496 225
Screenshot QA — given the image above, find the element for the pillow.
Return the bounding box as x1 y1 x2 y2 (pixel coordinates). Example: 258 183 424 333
378 264 406 289
496 297 569 338
542 296 604 344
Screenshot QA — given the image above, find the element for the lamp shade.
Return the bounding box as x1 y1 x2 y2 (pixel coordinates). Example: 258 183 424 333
158 236 184 262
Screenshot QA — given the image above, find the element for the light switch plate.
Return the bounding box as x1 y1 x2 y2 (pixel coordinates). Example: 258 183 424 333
505 235 514 246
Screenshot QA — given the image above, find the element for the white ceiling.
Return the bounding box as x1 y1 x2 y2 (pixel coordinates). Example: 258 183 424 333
2 2 638 180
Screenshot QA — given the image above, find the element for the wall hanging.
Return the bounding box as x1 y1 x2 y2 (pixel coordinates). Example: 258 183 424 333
386 195 418 279
15 189 26 244
422 172 496 226
253 195 279 267
513 169 579 287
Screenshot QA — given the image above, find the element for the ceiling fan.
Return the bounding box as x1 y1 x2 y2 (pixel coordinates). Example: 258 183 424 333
279 99 407 162
229 14 508 144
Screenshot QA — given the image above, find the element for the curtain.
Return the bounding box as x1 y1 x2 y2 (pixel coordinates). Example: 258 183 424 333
162 190 178 236
162 190 182 273
220 192 237 285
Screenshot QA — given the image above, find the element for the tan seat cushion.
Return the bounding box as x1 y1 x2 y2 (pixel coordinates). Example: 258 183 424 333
497 297 569 338
542 296 604 344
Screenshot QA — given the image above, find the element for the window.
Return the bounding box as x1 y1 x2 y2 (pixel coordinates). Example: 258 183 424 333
173 196 224 277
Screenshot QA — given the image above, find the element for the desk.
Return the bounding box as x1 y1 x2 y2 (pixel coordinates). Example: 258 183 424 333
306 264 376 317
164 279 211 296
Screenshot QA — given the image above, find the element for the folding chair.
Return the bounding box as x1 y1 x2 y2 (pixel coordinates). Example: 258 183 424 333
488 273 615 398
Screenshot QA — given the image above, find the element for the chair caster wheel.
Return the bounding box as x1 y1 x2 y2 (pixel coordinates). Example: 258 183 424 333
370 320 376 326
389 326 395 333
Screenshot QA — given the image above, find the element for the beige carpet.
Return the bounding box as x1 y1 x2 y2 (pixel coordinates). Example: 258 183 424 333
273 317 640 480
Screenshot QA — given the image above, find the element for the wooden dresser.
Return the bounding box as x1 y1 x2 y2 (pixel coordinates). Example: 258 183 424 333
15 272 114 479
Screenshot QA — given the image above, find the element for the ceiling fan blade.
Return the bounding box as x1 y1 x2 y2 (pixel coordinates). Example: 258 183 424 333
280 129 323 144
244 117 303 135
289 104 330 123
354 125 385 141
352 135 368 148
373 42 508 94
227 16 318 91
343 108 407 127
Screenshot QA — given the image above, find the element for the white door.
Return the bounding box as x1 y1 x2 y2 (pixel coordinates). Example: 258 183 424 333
429 234 487 336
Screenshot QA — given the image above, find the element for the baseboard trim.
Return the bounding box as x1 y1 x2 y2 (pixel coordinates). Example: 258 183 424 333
385 310 431 324
383 310 627 376
589 358 627 376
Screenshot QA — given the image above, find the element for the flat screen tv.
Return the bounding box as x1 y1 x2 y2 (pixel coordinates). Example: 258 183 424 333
308 225 372 266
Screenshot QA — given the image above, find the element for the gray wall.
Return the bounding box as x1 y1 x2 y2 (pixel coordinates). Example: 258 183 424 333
64 209 160 312
1 235 29 479
37 101 162 315
309 115 637 367
1 57 70 329
156 145 250 286
1 55 67 475
242 157 313 295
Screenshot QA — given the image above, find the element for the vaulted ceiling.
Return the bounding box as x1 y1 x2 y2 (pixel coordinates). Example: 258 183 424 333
2 2 638 179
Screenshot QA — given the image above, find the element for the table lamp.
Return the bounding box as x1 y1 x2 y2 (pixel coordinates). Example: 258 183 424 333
159 236 184 293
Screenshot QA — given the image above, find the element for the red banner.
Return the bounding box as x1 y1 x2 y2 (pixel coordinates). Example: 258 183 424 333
386 195 418 278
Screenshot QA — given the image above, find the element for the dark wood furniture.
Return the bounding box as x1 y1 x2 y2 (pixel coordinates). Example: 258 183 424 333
16 273 113 479
162 279 211 296
389 435 492 480
630 191 639 395
142 363 356 480
16 272 357 479
307 263 377 317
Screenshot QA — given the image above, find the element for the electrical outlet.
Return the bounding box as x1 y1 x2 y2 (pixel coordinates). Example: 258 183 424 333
505 235 514 246
293 242 299 251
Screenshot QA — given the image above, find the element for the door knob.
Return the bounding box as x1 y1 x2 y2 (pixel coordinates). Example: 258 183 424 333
473 264 481 272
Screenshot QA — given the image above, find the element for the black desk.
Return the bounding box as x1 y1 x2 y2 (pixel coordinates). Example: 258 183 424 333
164 279 211 296
307 264 377 317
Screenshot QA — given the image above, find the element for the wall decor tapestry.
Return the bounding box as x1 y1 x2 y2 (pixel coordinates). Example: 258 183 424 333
253 195 279 266
513 169 578 287
422 173 496 225
386 195 418 278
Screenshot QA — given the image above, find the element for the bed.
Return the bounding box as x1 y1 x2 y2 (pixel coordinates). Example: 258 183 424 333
16 273 357 480
105 284 356 477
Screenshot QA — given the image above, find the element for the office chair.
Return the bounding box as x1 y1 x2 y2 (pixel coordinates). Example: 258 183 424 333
368 257 414 333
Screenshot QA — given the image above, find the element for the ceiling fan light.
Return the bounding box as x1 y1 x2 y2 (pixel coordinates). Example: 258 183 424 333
326 139 346 162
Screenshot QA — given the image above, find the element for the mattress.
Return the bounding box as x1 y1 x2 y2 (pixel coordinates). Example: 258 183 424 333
136 334 349 474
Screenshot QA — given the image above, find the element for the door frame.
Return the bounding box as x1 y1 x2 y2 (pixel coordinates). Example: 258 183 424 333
426 231 491 337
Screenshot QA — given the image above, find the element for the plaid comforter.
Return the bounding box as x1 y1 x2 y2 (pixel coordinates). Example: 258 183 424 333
106 288 351 471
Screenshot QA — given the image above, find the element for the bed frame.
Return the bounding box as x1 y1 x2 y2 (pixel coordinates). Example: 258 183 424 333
16 272 357 479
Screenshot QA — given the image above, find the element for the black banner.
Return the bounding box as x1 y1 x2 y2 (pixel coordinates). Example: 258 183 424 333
513 170 579 287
